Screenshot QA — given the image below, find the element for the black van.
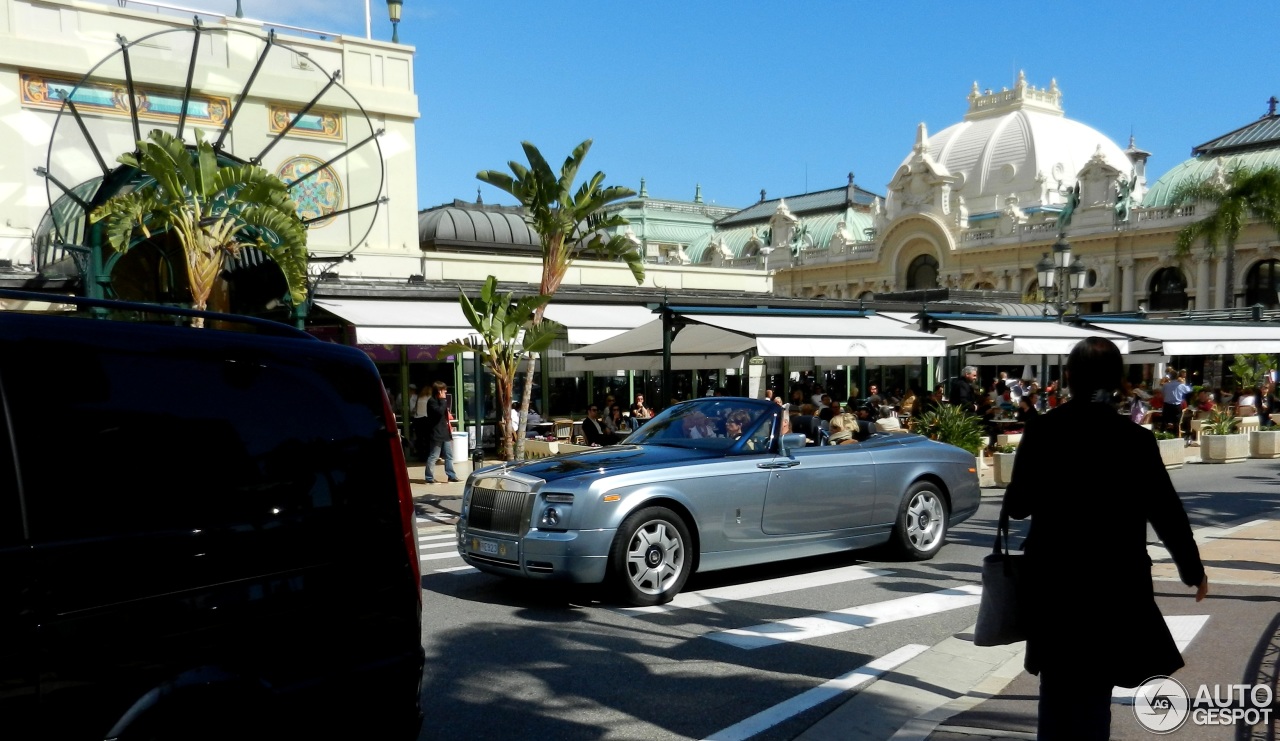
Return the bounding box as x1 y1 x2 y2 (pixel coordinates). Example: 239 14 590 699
0 294 424 740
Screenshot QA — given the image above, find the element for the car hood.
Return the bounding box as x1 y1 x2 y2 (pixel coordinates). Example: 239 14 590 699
490 444 722 484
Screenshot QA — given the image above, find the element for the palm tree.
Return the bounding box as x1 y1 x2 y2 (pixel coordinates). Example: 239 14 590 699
440 276 563 461
89 128 308 326
1170 164 1280 309
478 140 643 456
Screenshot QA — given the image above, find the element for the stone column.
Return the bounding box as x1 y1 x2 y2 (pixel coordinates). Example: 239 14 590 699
1215 256 1228 309
1119 258 1135 312
1195 256 1212 310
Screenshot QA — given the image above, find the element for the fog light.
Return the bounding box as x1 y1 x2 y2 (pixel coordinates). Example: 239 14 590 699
540 506 560 527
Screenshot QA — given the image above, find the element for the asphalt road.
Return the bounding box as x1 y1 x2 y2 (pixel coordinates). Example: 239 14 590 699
415 457 1280 741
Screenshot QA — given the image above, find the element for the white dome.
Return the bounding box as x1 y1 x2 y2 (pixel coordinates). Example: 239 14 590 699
893 76 1131 214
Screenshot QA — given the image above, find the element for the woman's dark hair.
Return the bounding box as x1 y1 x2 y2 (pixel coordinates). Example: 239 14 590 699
1066 337 1123 399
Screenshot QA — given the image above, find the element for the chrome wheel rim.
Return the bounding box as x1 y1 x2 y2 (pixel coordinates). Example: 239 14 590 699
906 491 945 551
625 519 685 595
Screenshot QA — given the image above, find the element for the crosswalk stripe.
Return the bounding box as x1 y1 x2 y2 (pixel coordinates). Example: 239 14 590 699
1112 615 1210 702
619 565 892 615
708 584 983 649
417 541 457 551
419 533 456 542
420 550 462 561
700 644 929 741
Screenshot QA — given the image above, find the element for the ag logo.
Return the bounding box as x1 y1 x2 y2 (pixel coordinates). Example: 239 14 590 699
1134 675 1190 733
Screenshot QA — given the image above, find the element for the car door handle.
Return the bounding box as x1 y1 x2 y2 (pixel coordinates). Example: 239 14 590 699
757 460 799 470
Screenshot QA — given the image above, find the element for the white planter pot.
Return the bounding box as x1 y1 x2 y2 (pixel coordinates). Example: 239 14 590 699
994 452 1016 486
975 454 994 488
1157 437 1185 469
1201 433 1249 464
1250 429 1280 459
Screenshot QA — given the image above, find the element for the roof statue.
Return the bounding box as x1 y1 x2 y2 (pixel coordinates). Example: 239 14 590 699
1114 171 1137 223
1056 182 1080 230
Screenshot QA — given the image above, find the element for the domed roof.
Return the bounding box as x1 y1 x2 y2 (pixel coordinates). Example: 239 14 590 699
418 201 538 249
895 75 1131 212
1144 108 1280 207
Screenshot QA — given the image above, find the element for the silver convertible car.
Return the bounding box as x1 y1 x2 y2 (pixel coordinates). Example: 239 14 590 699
456 397 980 606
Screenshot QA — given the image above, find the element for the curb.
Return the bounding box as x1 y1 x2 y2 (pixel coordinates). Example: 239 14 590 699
795 628 1025 741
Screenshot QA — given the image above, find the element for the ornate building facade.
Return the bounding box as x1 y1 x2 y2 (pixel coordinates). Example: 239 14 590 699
765 74 1280 314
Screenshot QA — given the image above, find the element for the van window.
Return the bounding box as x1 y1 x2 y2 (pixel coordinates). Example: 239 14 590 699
4 331 393 542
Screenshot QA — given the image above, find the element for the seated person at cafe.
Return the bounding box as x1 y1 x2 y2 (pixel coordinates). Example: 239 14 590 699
581 404 617 446
1017 392 1040 423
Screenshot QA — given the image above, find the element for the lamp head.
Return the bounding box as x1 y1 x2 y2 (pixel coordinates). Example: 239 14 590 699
1036 253 1055 288
386 0 403 23
1052 233 1071 268
1069 256 1087 291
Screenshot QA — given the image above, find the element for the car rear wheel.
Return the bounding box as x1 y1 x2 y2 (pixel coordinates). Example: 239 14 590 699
610 506 691 606
893 481 948 560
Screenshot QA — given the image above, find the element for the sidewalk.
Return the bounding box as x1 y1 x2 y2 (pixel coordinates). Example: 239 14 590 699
801 511 1280 741
407 453 476 527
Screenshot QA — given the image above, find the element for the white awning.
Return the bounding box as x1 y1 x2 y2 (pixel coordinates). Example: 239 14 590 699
929 317 1131 355
314 299 471 346
314 299 652 347
542 303 655 345
567 312 946 370
1084 320 1280 356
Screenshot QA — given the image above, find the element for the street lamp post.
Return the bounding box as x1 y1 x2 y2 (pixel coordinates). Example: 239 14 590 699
1035 231 1087 407
386 0 402 43
1035 232 1087 322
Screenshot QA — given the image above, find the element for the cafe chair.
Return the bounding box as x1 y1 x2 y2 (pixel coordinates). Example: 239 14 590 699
553 418 574 441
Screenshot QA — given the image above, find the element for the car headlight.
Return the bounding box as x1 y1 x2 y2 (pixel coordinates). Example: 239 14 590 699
539 506 561 528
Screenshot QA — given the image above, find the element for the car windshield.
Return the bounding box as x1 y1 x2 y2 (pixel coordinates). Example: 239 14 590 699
625 398 777 450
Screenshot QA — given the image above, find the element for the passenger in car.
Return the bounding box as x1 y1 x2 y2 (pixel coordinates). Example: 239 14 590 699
828 413 857 444
683 411 719 438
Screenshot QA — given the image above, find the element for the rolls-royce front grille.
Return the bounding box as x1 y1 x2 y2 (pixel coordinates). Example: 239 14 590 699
469 487 531 534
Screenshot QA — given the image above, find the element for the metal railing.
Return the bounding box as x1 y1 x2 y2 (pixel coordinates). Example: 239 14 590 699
113 0 343 40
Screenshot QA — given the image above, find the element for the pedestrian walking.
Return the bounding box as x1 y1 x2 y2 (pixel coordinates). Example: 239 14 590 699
1002 337 1208 741
422 381 459 483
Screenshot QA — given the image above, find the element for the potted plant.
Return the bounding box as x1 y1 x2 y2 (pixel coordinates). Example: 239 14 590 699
1152 430 1185 469
993 443 1017 486
914 405 989 484
1200 408 1248 464
1250 426 1280 458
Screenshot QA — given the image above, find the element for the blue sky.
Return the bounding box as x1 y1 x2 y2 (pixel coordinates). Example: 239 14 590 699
110 1 1280 211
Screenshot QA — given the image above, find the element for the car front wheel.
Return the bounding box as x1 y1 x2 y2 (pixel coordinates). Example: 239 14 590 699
893 481 948 560
610 506 692 606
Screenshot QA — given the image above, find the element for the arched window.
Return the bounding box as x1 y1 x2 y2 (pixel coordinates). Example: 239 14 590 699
906 255 938 290
1246 260 1280 308
1149 267 1188 311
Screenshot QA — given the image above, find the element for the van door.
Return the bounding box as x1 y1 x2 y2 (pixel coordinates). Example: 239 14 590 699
0 373 37 736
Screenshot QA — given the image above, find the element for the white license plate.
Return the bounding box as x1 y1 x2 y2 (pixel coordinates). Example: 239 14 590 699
478 539 498 555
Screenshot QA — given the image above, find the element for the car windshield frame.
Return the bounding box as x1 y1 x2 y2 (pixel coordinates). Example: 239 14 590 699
623 398 779 453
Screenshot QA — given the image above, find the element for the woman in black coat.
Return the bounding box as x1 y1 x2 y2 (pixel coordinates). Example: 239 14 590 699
1002 337 1208 740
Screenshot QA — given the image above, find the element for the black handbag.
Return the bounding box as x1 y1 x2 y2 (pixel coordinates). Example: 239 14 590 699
973 506 1028 647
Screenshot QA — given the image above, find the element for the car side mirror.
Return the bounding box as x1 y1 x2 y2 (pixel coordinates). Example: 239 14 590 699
780 432 808 456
